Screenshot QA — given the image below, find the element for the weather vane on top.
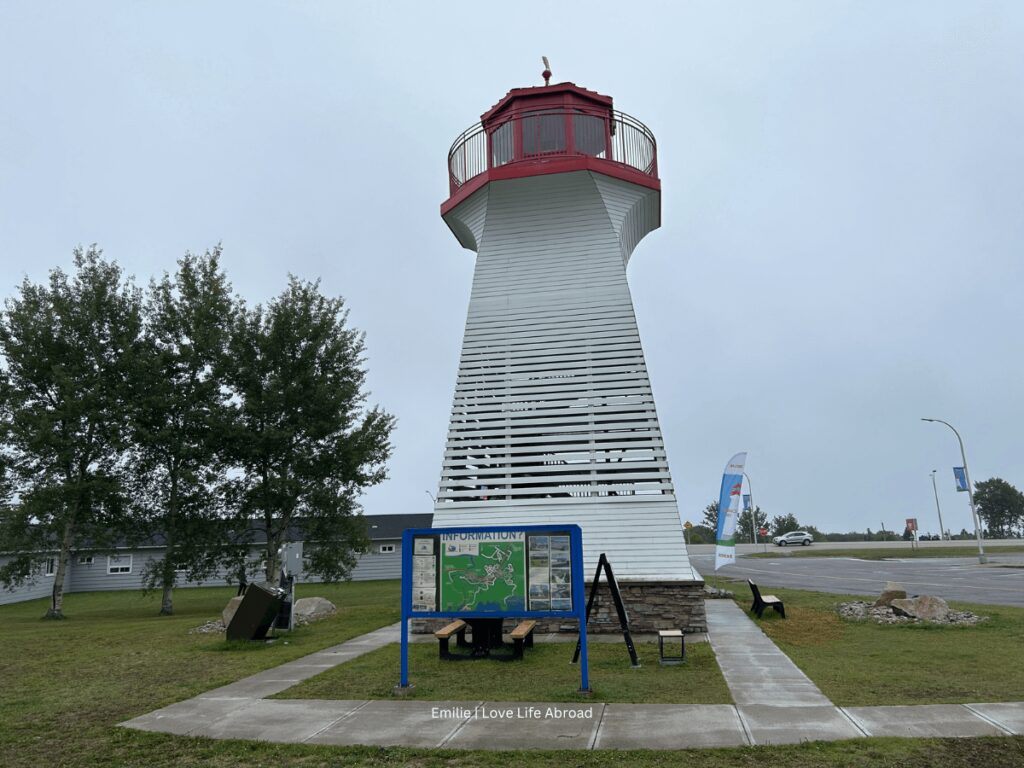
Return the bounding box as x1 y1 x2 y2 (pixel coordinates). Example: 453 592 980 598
542 56 552 86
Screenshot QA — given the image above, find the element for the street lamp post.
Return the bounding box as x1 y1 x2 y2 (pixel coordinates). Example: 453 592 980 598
929 470 946 541
921 418 986 564
745 473 761 557
744 472 765 554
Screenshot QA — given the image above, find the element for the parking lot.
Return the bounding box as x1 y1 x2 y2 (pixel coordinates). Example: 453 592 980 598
688 547 1024 608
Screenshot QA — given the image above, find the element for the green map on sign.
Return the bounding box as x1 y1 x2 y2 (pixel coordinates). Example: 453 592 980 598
440 541 527 612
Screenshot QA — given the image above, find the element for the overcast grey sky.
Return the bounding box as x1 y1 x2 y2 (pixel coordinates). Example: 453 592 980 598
2 2 1021 536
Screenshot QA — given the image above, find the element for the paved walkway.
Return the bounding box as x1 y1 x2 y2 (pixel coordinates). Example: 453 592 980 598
121 605 1024 749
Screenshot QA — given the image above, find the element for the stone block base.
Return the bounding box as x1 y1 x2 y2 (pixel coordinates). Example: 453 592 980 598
411 580 706 635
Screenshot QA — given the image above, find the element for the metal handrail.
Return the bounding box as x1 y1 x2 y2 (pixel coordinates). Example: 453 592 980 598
446 109 658 196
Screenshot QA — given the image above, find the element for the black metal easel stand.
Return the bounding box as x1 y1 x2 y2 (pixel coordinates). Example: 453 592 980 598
572 553 640 668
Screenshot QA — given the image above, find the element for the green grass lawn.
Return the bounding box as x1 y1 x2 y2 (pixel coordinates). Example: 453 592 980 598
706 579 1024 705
3 581 1024 767
275 640 730 704
0 580 400 767
746 545 1024 560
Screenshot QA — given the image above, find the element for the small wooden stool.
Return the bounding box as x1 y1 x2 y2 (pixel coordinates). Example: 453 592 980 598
658 629 686 665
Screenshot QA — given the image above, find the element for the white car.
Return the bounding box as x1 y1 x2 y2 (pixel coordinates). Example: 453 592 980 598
773 530 813 546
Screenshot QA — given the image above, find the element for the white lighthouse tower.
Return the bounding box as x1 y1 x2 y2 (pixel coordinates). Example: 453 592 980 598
434 72 704 631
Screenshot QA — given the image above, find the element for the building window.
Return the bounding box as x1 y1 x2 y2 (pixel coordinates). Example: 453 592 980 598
44 557 56 576
78 555 94 565
379 544 396 554
107 555 132 574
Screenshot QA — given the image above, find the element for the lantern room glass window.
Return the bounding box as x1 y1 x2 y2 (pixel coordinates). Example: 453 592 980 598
573 112 607 158
490 120 513 167
522 110 566 156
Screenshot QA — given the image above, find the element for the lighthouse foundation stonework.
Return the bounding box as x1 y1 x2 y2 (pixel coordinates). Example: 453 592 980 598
427 79 705 634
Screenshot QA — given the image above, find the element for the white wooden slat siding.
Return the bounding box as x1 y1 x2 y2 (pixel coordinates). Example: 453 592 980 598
437 170 697 581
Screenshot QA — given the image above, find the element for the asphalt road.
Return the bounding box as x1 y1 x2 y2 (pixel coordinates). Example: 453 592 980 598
688 551 1024 608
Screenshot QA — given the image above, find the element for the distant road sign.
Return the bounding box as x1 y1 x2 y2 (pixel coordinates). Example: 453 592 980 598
906 518 918 532
758 527 768 536
684 521 693 529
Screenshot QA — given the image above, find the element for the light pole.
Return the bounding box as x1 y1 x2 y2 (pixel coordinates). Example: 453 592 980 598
744 472 764 553
929 470 946 541
921 418 986 564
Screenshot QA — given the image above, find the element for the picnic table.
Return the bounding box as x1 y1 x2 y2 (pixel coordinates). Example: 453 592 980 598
435 617 537 660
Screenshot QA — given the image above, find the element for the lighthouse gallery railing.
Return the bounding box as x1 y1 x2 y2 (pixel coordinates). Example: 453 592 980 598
447 109 657 196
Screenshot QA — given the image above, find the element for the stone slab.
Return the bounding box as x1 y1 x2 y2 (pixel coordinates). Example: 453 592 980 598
307 700 482 747
738 705 864 745
189 699 367 742
843 705 1007 738
120 696 256 735
966 702 1024 734
445 701 604 750
595 704 749 749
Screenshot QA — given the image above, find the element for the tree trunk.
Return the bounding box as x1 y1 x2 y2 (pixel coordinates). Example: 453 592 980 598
266 544 281 585
266 520 282 585
44 519 75 620
159 552 175 615
160 468 178 616
160 582 174 615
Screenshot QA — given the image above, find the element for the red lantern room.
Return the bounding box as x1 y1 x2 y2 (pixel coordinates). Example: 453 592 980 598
441 81 660 216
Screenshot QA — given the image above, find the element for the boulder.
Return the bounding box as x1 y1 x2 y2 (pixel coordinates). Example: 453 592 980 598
294 596 337 624
874 581 907 607
890 595 950 622
221 595 244 627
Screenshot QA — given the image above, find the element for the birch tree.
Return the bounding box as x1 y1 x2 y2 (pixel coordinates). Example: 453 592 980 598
225 277 394 583
0 248 142 618
128 248 235 615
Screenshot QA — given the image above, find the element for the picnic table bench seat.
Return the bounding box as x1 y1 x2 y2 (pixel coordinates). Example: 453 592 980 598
510 620 537 659
434 619 469 659
748 579 786 619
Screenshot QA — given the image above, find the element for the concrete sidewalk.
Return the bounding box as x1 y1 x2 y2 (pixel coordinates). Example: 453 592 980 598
120 605 1024 749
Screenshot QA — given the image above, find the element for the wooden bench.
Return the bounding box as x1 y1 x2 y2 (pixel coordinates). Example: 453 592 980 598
748 579 785 619
434 619 469 659
510 620 537 659
658 629 685 665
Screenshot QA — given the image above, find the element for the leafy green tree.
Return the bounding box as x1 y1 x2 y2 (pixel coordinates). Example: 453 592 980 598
685 525 715 545
735 506 768 543
225 277 395 583
974 478 1024 538
701 501 719 530
804 524 826 541
0 248 143 618
769 513 800 537
127 249 236 615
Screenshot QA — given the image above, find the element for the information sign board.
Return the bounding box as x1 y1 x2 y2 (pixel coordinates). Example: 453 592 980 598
399 524 589 692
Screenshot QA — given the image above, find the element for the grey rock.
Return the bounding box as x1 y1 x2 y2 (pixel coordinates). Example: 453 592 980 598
294 596 337 625
838 599 987 626
221 595 244 627
874 582 907 607
891 596 950 622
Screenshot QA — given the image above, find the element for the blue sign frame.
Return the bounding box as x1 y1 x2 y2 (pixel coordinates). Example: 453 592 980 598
398 524 589 692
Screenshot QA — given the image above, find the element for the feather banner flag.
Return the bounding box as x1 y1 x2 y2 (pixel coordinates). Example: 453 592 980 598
715 452 747 571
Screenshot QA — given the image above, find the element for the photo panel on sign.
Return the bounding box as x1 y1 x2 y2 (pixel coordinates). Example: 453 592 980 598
550 567 570 584
414 537 435 555
529 583 549 598
550 536 569 552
